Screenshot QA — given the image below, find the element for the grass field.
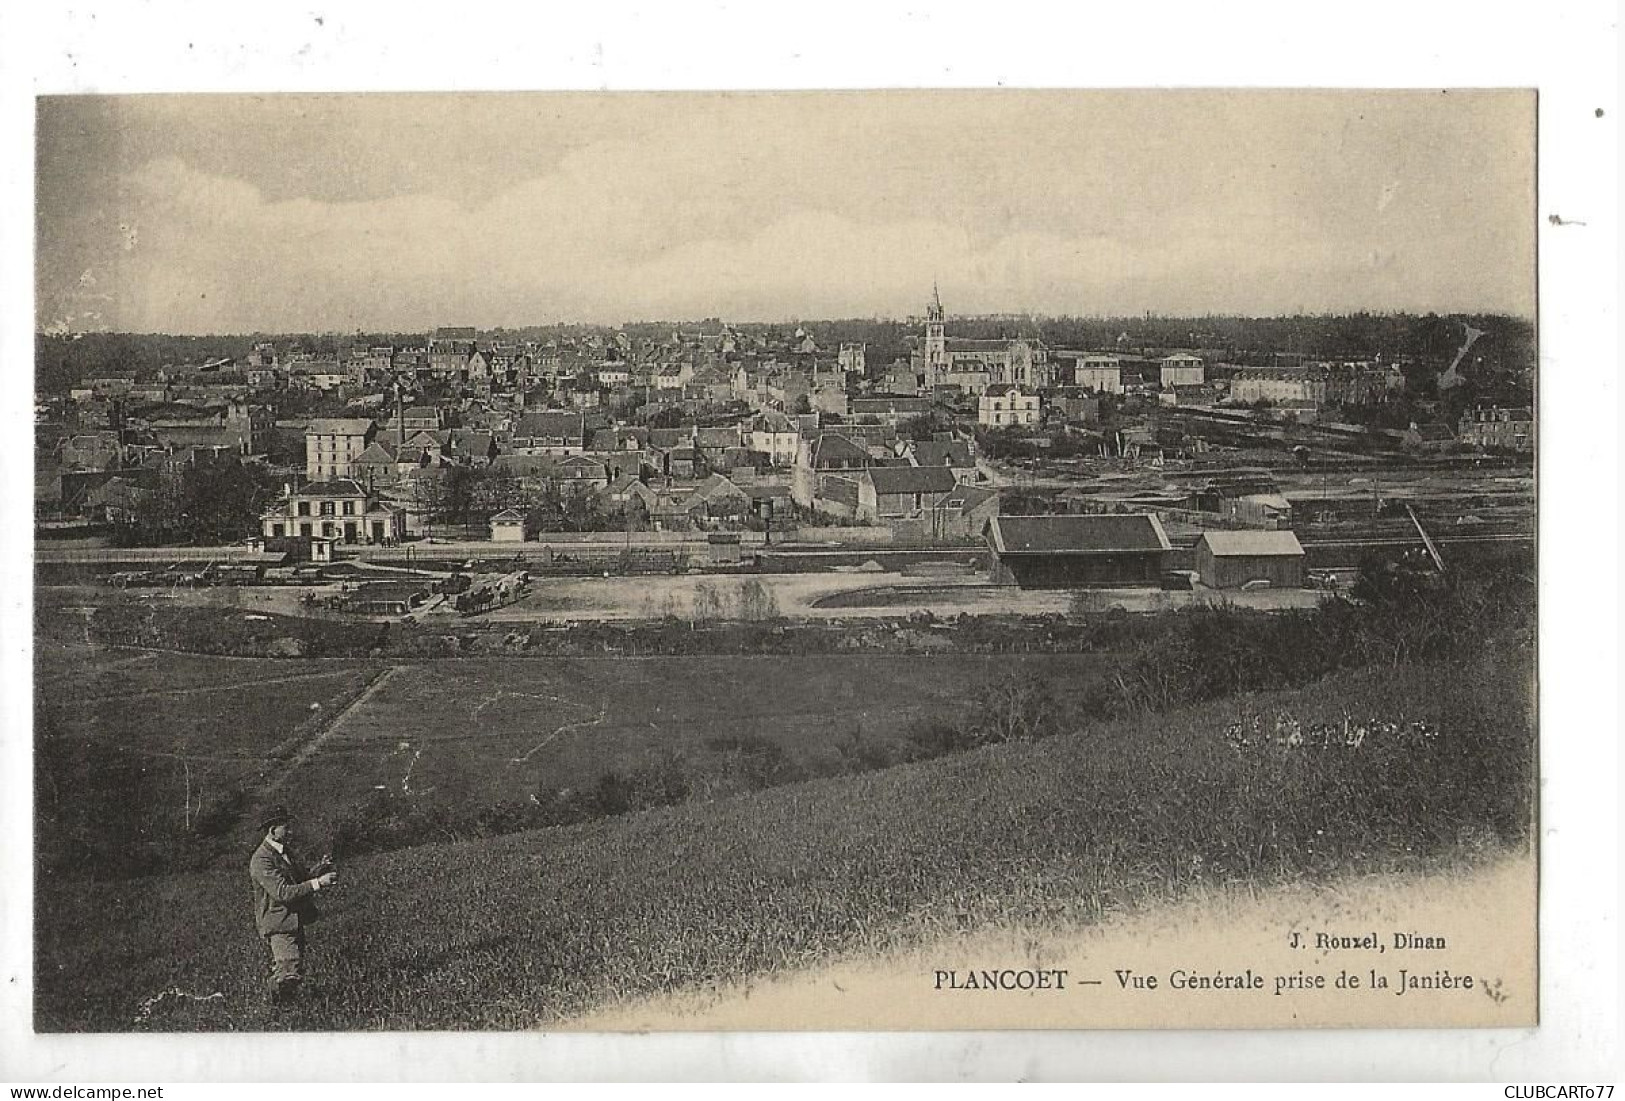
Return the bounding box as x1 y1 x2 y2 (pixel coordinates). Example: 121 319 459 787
33 644 1112 878
34 654 1533 1031
278 653 1111 824
35 644 375 878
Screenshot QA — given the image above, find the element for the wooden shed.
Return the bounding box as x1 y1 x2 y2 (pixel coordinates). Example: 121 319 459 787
1192 530 1306 589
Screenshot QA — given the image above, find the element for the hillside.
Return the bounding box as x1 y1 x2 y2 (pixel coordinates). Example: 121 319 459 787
36 654 1533 1032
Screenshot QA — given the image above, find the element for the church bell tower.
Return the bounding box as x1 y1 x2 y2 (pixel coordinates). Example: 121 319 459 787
924 282 947 385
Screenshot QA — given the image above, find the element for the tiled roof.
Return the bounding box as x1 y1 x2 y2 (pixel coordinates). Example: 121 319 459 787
694 426 742 449
937 484 998 511
356 441 398 464
808 433 870 468
295 478 369 498
866 465 956 495
989 514 1172 555
514 411 586 439
911 440 973 467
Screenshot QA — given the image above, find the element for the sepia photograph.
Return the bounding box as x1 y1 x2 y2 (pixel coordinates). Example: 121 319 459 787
23 86 1551 1039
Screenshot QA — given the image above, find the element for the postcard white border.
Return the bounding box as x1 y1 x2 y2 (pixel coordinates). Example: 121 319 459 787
0 0 1617 1084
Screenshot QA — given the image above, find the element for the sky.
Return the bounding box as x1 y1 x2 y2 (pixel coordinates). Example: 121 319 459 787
35 90 1537 334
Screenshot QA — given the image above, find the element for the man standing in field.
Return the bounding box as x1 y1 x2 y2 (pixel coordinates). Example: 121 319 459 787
249 806 337 1006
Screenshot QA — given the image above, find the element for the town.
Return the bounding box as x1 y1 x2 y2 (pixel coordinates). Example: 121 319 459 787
35 292 1535 621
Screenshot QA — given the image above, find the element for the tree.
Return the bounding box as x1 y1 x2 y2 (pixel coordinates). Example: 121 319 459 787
900 412 952 441
113 459 279 546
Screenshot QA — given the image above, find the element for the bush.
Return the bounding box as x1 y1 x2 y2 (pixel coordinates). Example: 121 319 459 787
903 717 976 759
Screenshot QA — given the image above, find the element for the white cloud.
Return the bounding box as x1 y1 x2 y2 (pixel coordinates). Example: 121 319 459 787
42 89 1536 333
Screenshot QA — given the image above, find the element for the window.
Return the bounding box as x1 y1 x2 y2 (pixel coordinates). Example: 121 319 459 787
296 501 311 516
320 501 335 516
342 500 355 515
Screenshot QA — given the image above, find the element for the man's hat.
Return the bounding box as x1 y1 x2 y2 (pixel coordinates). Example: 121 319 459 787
258 805 292 833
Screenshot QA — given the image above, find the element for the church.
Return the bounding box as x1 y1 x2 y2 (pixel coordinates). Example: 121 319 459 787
911 285 1044 395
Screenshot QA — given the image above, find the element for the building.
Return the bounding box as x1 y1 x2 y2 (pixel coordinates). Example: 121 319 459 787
1193 530 1306 589
1162 383 1226 408
59 431 124 472
305 418 377 480
837 342 867 375
906 438 977 483
918 286 1040 390
1056 389 1102 424
877 361 921 396
1316 360 1406 405
929 483 1000 539
749 410 801 466
1403 422 1457 454
791 432 872 509
1228 368 1326 406
978 384 1041 428
858 464 957 522
681 473 752 525
1457 405 1534 452
398 406 445 433
1071 354 1124 394
429 327 477 378
810 380 849 417
355 440 401 488
599 474 660 518
511 411 589 455
987 514 1172 588
1159 354 1206 389
489 508 526 543
260 478 404 545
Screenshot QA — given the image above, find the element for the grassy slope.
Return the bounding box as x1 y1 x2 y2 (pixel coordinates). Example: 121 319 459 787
35 652 1532 1032
34 646 1534 1032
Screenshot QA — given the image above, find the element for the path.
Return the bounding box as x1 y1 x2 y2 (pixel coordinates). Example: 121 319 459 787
262 665 403 795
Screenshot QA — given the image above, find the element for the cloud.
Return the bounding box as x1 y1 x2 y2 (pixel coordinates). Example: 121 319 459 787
38 89 1536 334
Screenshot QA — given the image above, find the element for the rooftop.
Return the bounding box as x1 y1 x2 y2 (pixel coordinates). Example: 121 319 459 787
1196 530 1306 558
293 478 369 499
866 465 957 495
988 514 1172 556
306 418 375 435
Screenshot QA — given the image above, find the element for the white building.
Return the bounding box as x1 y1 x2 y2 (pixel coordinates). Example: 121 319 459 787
305 418 376 480
978 384 1041 428
1159 354 1205 389
749 410 802 466
1074 354 1124 394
